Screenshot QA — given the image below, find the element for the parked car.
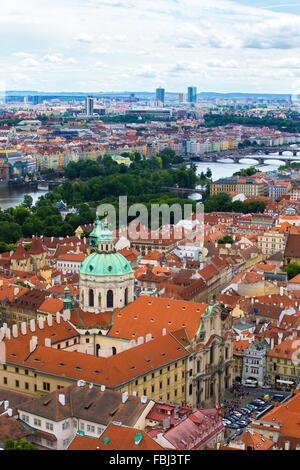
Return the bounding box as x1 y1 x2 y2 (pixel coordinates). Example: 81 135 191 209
235 421 247 428
262 384 272 389
272 394 284 402
227 423 241 430
241 407 252 414
232 411 243 417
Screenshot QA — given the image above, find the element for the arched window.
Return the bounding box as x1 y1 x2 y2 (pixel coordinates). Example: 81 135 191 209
89 289 94 307
96 344 101 356
98 293 101 308
107 290 113 308
210 343 215 364
124 288 128 306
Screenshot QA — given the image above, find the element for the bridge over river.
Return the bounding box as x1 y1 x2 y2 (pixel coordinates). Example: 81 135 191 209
187 146 300 165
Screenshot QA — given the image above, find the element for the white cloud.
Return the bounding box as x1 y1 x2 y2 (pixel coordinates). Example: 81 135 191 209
2 0 300 92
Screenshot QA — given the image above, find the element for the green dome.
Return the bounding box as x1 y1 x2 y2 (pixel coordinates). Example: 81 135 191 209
80 251 133 277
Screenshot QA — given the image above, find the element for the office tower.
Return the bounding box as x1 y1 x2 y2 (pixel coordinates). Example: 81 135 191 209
33 95 40 105
85 96 94 116
187 87 197 103
178 93 185 104
156 88 165 103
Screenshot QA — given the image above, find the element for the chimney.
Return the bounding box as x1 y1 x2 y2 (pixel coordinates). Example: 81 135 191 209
285 441 290 450
122 392 129 404
6 328 10 340
58 394 66 406
145 333 152 343
21 322 27 336
45 338 51 348
100 385 106 392
7 408 13 417
47 315 53 327
38 317 44 329
56 312 61 324
162 328 166 336
270 337 275 350
4 401 9 410
0 341 6 363
30 319 36 332
138 336 144 345
12 324 18 338
29 336 38 353
63 310 71 321
278 332 283 344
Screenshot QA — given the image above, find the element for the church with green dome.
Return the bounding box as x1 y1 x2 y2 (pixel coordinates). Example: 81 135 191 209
79 216 135 313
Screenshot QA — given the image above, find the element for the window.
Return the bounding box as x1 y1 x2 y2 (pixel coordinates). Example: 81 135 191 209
22 415 29 423
15 367 19 373
43 382 50 391
86 338 90 343
3 365 6 370
151 385 154 393
189 384 193 395
87 425 95 433
3 377 7 385
174 375 177 382
159 381 162 389
25 369 29 375
34 418 41 427
143 389 147 396
46 422 53 431
25 382 29 390
15 380 19 388
62 421 70 430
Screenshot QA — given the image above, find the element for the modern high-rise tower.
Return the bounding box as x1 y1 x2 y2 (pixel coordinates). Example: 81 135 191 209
187 87 197 103
85 96 94 116
156 88 165 103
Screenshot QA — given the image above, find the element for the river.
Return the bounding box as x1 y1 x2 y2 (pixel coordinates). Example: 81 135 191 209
0 152 289 209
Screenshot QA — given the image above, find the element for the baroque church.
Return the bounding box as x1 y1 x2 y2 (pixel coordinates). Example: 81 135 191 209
79 215 135 314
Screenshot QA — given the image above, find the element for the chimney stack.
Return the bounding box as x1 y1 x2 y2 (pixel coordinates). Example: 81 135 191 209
122 392 129 404
45 338 51 348
30 319 36 332
145 333 152 342
56 312 61 324
21 322 27 336
29 336 38 353
0 340 6 363
12 324 18 338
47 315 53 327
38 318 44 330
58 394 66 406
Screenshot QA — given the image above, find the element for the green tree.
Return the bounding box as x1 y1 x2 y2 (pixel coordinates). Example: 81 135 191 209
283 262 300 280
218 235 234 244
22 194 33 209
3 439 35 450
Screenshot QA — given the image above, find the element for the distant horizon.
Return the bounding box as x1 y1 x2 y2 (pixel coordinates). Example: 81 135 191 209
1 90 295 97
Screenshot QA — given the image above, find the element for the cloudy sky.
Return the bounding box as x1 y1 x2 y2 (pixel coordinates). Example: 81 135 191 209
1 0 300 94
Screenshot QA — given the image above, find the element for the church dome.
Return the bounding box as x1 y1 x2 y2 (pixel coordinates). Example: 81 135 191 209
80 251 133 277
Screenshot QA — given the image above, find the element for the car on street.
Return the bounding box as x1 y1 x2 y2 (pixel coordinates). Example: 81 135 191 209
226 423 241 430
262 384 272 389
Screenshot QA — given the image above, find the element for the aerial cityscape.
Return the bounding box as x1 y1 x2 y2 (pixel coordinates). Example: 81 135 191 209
1 0 300 456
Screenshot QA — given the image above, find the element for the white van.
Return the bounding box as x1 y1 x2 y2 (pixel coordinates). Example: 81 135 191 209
244 378 258 388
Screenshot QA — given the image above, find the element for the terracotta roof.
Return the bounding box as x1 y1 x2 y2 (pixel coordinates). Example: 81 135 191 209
229 430 275 450
68 422 164 450
109 296 208 341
